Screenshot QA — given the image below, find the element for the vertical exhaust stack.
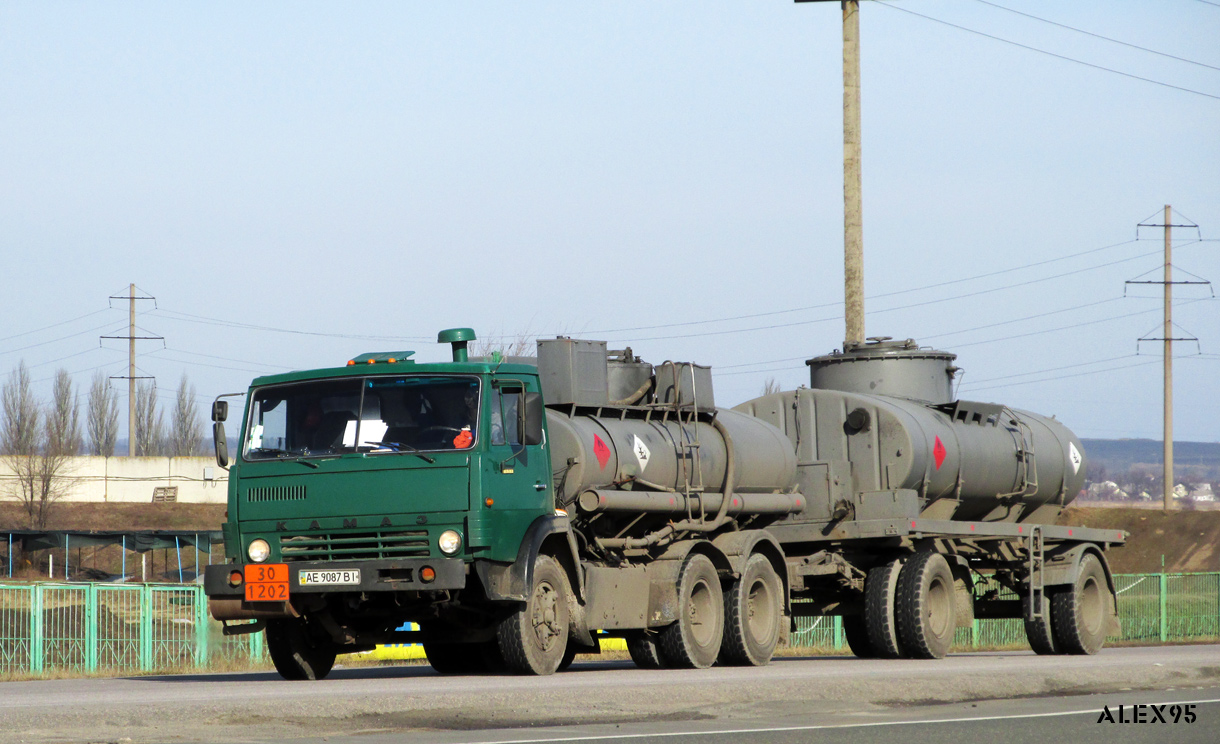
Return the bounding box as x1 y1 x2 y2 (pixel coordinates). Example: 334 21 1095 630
438 328 476 363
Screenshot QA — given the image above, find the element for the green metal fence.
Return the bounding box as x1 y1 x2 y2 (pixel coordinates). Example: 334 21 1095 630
2 571 1218 677
793 572 1220 652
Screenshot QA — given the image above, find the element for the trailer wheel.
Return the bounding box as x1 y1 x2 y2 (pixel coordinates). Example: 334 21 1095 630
626 631 666 669
720 553 783 666
1023 594 1057 655
423 641 487 674
841 616 876 658
659 553 724 668
864 558 905 659
497 554 571 675
1050 553 1111 655
895 552 956 659
265 618 336 681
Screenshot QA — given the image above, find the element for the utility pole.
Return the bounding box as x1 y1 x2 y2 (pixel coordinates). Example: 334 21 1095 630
798 0 865 346
102 285 161 456
1162 206 1172 513
1128 208 1210 513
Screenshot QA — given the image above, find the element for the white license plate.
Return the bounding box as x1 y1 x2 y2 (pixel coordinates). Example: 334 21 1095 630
299 569 361 586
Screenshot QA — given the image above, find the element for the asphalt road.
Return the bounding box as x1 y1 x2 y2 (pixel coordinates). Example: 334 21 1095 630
2 645 1218 744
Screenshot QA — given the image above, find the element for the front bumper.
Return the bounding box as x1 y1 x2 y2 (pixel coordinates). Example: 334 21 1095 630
204 557 467 598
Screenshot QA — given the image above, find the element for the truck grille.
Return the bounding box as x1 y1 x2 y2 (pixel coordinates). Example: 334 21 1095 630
246 485 307 502
278 530 430 561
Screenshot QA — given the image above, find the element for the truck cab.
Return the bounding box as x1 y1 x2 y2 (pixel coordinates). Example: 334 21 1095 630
204 330 567 679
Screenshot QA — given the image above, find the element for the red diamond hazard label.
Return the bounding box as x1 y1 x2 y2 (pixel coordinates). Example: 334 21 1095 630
933 436 947 470
593 434 611 470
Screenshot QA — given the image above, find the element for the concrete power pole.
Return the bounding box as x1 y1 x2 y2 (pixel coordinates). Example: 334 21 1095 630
1129 207 1210 513
842 0 865 346
102 286 161 456
1162 206 1173 513
798 0 865 346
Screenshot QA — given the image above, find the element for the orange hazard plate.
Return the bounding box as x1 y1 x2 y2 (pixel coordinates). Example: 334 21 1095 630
244 563 290 602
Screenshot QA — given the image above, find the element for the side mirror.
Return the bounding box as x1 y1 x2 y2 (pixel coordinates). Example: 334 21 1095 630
213 422 229 468
520 392 544 446
212 400 228 422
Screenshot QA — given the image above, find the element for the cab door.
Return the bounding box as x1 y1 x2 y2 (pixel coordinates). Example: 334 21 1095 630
484 377 552 533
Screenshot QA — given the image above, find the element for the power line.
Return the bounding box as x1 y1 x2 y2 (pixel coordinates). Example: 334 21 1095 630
0 309 110 345
959 354 1138 387
583 239 1144 336
1 320 125 356
962 358 1161 393
608 247 1165 343
874 1 1220 101
970 0 1220 72
922 298 1123 341
150 308 432 342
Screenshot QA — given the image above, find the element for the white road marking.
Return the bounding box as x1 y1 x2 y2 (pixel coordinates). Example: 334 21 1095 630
459 697 1220 744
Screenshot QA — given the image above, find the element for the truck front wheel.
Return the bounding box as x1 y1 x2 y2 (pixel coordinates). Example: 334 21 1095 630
265 618 337 681
497 554 571 675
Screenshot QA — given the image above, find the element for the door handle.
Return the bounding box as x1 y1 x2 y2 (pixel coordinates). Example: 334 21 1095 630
534 483 546 491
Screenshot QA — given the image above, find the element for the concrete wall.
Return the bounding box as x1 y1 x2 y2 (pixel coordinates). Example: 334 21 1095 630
0 456 228 504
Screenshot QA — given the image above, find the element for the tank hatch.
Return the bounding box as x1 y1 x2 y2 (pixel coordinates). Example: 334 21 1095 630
805 336 959 404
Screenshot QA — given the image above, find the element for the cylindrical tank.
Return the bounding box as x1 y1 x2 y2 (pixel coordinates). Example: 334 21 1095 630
806 337 958 404
546 408 798 507
849 393 1085 522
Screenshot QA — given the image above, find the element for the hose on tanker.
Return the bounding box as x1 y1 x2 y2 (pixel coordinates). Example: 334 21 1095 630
609 377 652 407
594 413 737 551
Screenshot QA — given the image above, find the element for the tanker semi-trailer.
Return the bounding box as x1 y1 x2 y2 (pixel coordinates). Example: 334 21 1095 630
203 330 1125 680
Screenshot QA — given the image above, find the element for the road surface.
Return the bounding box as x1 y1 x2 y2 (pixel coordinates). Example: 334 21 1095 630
2 645 1218 743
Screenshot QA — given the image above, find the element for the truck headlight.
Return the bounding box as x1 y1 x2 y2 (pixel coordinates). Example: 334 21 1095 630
247 538 271 563
438 530 462 556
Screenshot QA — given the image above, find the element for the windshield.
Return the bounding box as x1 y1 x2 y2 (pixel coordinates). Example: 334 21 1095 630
243 375 480 460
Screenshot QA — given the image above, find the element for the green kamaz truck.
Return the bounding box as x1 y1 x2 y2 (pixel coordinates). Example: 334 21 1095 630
205 329 1124 680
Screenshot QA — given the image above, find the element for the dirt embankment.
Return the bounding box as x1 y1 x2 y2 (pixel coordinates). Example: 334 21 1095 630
1060 505 1220 573
0 502 225 532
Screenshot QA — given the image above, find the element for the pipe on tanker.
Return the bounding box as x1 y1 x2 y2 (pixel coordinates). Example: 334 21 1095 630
578 489 805 516
610 378 652 406
596 415 740 550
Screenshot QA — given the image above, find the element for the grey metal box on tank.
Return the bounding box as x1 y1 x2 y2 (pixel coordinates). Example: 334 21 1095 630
537 338 609 407
654 361 714 411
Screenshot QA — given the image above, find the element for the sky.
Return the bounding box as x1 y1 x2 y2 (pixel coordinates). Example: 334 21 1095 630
1 0 1217 444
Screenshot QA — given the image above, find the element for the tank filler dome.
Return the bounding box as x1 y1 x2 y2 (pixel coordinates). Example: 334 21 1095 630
805 337 960 404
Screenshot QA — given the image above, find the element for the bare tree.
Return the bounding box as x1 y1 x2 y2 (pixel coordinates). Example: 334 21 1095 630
87 370 120 456
47 369 82 456
167 373 203 457
762 378 781 396
471 332 537 360
134 380 164 456
1 362 74 529
1 362 38 456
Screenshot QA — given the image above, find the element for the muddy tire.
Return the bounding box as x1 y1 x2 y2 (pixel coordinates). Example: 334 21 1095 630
1023 594 1058 655
842 615 876 659
626 631 665 669
1050 553 1111 655
265 618 336 681
895 552 956 659
659 553 724 669
864 558 905 659
720 554 784 666
497 554 571 675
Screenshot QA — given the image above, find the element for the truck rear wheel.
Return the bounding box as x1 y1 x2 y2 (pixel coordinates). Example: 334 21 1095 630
1023 594 1057 655
720 553 783 666
626 631 665 669
497 554 571 675
841 616 875 658
265 618 336 681
1050 553 1111 655
659 553 724 669
864 558 905 659
895 552 956 659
